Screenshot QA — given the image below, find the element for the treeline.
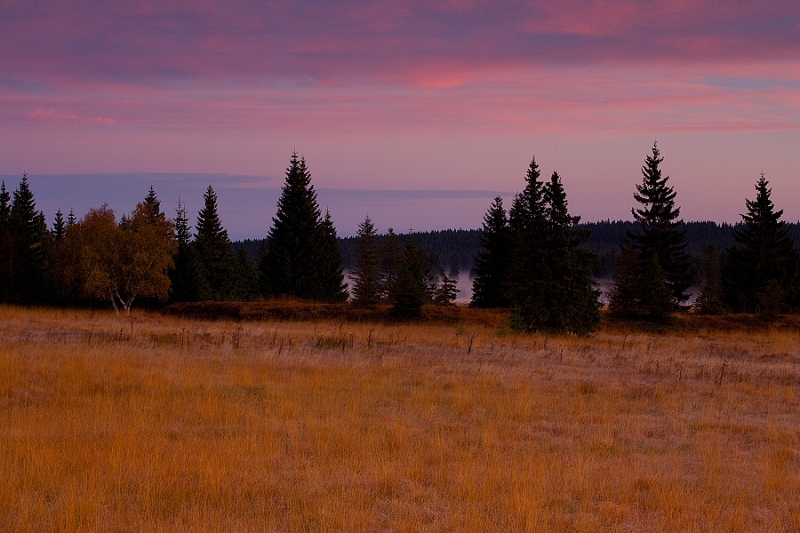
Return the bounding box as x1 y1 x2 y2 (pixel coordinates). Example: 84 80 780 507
4 144 800 332
0 153 456 316
301 221 797 280
466 142 800 329
466 143 800 330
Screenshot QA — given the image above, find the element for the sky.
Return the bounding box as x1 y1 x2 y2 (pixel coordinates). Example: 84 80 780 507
1 0 799 237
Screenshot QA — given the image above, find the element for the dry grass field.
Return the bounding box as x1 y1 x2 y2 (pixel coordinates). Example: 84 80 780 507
1 305 799 532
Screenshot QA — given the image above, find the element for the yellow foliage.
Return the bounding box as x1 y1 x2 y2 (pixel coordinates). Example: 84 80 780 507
61 203 176 313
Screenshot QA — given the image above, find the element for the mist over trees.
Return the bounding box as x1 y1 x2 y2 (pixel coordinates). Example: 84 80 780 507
3 146 800 325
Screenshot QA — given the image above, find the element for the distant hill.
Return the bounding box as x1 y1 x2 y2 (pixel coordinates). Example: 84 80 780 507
234 221 800 279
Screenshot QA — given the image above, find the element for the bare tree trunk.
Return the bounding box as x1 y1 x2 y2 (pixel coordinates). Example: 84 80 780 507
122 295 135 315
110 290 120 314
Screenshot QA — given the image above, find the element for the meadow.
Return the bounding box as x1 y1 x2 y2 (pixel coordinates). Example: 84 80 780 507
1 305 799 532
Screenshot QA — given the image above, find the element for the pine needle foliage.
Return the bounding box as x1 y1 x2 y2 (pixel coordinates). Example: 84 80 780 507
470 196 510 308
195 186 236 300
260 153 347 302
722 174 799 313
170 200 210 302
696 244 725 314
351 216 382 307
629 142 694 303
8 174 49 303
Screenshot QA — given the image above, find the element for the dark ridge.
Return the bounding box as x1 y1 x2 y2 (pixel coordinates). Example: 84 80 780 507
234 221 800 279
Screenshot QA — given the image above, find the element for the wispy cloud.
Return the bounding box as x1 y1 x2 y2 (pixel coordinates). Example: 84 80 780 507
2 1 798 85
29 107 117 125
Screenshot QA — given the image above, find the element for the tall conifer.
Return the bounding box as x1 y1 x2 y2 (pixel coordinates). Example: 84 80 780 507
539 172 601 334
0 182 11 301
506 157 549 326
470 196 510 308
390 233 431 318
629 142 694 303
316 210 348 302
260 153 345 302
195 186 235 300
722 174 799 312
170 199 209 302
351 215 382 306
8 174 49 303
379 228 403 302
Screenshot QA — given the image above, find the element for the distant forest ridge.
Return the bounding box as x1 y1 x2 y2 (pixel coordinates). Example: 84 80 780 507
234 220 800 279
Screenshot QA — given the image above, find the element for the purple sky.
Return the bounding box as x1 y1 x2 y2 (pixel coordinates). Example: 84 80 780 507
2 0 799 235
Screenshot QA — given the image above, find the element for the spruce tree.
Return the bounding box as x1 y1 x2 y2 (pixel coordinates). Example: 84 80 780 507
260 153 346 301
233 247 260 301
638 255 674 322
141 186 166 224
195 186 235 300
52 209 66 243
696 244 724 314
539 172 601 334
379 227 403 302
608 241 642 318
390 233 431 318
432 272 459 306
0 181 11 301
170 199 209 302
506 157 549 328
8 174 49 303
351 215 382 306
470 196 510 308
315 210 348 302
722 174 799 312
629 142 694 303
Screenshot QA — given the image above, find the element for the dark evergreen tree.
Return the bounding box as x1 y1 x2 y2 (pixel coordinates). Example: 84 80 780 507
608 241 642 318
141 186 166 224
432 272 459 306
52 209 66 243
539 172 601 334
66 208 76 227
8 174 49 303
470 196 510 308
629 142 694 303
722 174 799 312
260 153 345 302
390 234 431 318
351 215 382 306
170 199 210 302
0 181 12 301
448 253 460 279
696 244 724 314
315 210 348 302
505 157 550 328
233 246 260 301
608 241 673 322
638 255 674 322
379 227 403 302
195 186 235 300
0 182 9 223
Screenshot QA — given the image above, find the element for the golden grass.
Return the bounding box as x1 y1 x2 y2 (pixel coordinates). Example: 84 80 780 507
1 305 799 532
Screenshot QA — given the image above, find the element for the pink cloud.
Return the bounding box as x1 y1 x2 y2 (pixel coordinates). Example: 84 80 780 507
28 107 117 125
2 0 798 87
